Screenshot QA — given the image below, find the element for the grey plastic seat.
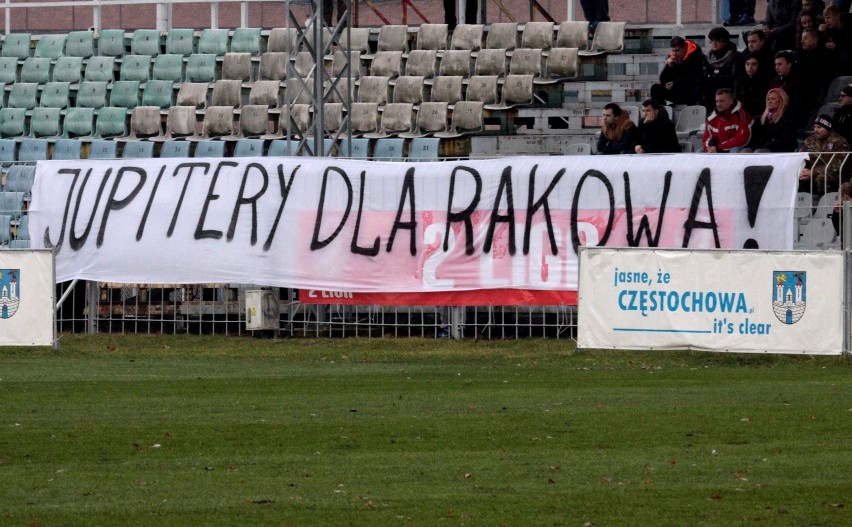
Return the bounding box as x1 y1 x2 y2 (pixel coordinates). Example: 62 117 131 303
76 81 108 109
0 108 27 138
374 25 409 54
266 28 298 54
63 107 95 138
159 140 192 157
195 105 234 139
39 82 70 108
122 106 162 139
393 75 425 104
119 54 151 82
465 75 499 104
222 52 252 82
674 105 707 140
484 23 518 51
153 105 197 141
579 21 625 56
405 49 437 79
408 137 441 160
18 138 49 160
210 79 242 108
176 82 209 109
448 24 481 53
233 138 265 157
284 77 314 105
520 22 554 51
357 76 390 104
369 51 403 80
324 77 356 104
323 102 343 134
331 50 363 79
350 102 380 135
230 28 262 55
363 103 414 139
130 29 161 57
152 53 185 82
235 104 270 138
122 141 155 158
84 56 116 82
509 48 543 77
53 138 82 160
259 52 288 82
2 33 32 60
430 75 463 106
8 83 39 109
141 79 175 109
262 103 310 139
165 28 195 56
20 58 51 84
198 29 229 56
93 106 129 138
485 74 534 110
87 139 118 159
65 30 95 58
474 48 506 77
536 47 578 83
97 29 127 57
110 80 141 109
399 101 449 138
554 21 589 51
434 100 484 138
248 80 281 108
292 51 316 79
565 142 591 155
0 57 18 83
338 28 372 54
53 56 84 83
185 54 218 83
35 34 67 60
193 139 226 157
438 50 472 77
416 24 448 51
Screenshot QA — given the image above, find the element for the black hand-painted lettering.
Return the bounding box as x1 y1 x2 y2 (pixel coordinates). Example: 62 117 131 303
742 165 773 249
136 165 166 241
43 168 81 251
484 166 516 255
97 167 147 247
624 171 672 247
683 168 720 248
70 168 112 251
227 162 269 244
387 167 417 255
444 166 481 255
350 171 380 256
195 161 238 240
523 165 564 255
263 164 299 251
571 170 615 253
168 162 209 237
311 166 353 250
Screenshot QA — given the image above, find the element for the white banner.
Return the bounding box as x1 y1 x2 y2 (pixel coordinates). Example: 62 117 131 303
577 248 844 355
29 154 804 291
0 250 55 346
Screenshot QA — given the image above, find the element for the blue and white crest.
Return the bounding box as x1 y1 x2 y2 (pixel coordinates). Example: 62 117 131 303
0 269 20 319
771 271 806 324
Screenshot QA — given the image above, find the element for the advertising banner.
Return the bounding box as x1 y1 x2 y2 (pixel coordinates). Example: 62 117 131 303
0 250 55 346
29 154 802 301
577 247 844 355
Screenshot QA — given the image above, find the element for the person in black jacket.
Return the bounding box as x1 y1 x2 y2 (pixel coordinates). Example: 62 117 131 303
633 99 681 154
703 27 739 112
651 36 705 106
734 54 770 117
832 84 852 145
745 88 799 152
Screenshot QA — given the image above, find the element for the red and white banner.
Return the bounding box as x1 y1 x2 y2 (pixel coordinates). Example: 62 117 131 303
29 154 803 304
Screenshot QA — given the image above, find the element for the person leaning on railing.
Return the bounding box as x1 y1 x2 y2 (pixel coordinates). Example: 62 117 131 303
799 114 850 195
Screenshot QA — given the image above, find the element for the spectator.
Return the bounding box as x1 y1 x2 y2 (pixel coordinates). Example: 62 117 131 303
633 99 680 153
703 88 754 152
703 27 740 111
725 0 756 26
444 0 478 30
651 36 705 106
597 103 638 154
735 55 770 117
830 180 852 235
580 0 610 32
799 114 849 194
746 88 799 151
819 4 852 72
763 0 803 52
740 29 775 80
795 9 818 50
796 28 834 120
769 50 807 124
832 84 852 144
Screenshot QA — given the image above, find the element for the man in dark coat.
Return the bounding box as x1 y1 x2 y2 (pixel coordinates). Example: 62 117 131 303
633 99 681 154
832 84 852 145
650 36 705 106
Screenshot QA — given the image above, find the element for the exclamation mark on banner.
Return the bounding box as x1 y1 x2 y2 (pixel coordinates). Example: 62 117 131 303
742 166 773 249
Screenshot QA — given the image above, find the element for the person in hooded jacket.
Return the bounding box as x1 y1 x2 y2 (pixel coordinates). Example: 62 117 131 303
633 99 680 154
651 36 705 106
596 103 638 154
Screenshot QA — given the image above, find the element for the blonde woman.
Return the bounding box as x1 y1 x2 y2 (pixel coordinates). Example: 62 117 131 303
745 88 798 152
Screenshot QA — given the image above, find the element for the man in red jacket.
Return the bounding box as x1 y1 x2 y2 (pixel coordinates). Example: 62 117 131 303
703 88 754 152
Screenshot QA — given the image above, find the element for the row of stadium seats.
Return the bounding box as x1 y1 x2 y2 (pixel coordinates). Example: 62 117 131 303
0 21 624 61
0 212 28 248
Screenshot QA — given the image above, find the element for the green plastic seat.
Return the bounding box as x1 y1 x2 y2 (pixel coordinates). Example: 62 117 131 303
165 28 195 56
7 83 38 109
141 80 174 108
84 56 116 82
53 56 84 83
2 33 32 60
230 28 262 55
130 29 161 56
75 81 108 109
20 57 51 84
97 29 126 57
65 31 95 58
152 53 184 82
119 54 151 82
34 34 67 60
0 108 28 138
29 107 61 137
63 107 95 137
0 57 18 83
39 82 70 108
109 80 141 109
185 53 217 83
94 106 128 138
198 29 229 56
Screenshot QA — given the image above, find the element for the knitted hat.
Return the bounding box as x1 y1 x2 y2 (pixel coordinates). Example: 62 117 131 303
814 114 833 130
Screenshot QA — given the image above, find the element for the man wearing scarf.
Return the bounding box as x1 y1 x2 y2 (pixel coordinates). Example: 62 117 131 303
596 103 638 154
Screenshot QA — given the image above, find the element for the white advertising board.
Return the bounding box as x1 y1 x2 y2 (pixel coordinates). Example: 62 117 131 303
0 250 55 346
577 248 844 355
